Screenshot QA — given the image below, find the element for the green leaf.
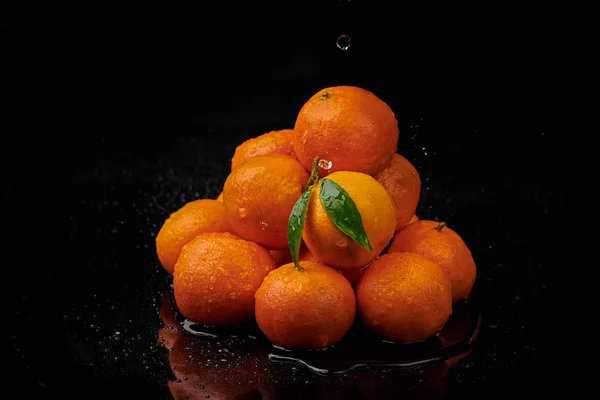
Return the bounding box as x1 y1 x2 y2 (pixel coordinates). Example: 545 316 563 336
287 187 313 270
319 178 372 251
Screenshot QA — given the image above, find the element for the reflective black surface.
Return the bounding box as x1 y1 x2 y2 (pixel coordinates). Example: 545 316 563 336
5 2 585 399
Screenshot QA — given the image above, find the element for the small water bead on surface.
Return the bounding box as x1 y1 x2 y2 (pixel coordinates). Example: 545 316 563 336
336 35 351 50
318 159 333 170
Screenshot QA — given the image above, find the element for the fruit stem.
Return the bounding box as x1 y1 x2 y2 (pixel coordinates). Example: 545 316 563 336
434 221 447 232
294 261 304 272
304 156 321 191
320 91 330 100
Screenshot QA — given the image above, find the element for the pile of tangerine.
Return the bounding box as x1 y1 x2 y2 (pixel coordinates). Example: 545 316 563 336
155 86 477 349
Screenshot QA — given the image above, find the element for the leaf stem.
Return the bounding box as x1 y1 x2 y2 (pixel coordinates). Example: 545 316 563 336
304 156 321 191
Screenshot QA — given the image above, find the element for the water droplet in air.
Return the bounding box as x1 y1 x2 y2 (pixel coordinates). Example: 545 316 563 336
318 159 333 170
336 35 351 50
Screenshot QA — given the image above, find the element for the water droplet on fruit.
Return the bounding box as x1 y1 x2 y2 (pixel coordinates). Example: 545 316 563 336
336 34 351 50
335 239 349 248
318 159 333 170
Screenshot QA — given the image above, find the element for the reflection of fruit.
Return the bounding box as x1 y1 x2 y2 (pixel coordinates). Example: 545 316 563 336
389 220 477 303
254 261 356 349
158 291 272 400
173 232 275 326
223 154 309 250
436 302 475 348
159 287 466 400
303 171 396 270
374 153 421 231
356 252 452 342
293 86 399 176
155 199 233 274
231 129 296 171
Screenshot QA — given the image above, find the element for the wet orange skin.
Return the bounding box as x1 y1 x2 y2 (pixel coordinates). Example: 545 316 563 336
231 129 297 171
356 252 453 342
293 86 399 177
254 261 356 349
374 153 422 232
389 220 477 303
155 199 233 275
173 232 276 327
222 154 309 250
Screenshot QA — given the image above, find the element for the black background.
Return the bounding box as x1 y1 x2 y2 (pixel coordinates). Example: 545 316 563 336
3 1 590 398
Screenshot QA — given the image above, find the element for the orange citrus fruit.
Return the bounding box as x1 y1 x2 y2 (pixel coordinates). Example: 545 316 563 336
231 129 296 171
254 261 356 349
173 232 275 326
293 86 399 176
389 220 476 303
374 153 421 231
216 191 223 202
356 252 453 342
222 154 309 250
155 199 233 274
303 171 396 269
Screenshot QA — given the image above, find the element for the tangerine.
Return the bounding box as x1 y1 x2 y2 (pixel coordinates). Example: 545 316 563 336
155 199 233 274
254 261 356 349
356 252 452 342
173 232 275 326
222 154 309 249
374 153 421 231
389 220 476 302
231 129 296 171
293 86 399 176
303 171 395 269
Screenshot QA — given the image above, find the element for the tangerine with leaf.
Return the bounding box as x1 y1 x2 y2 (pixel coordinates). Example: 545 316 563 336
301 166 396 270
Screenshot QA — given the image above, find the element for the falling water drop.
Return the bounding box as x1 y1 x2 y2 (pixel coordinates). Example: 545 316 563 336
336 35 351 50
318 159 333 170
